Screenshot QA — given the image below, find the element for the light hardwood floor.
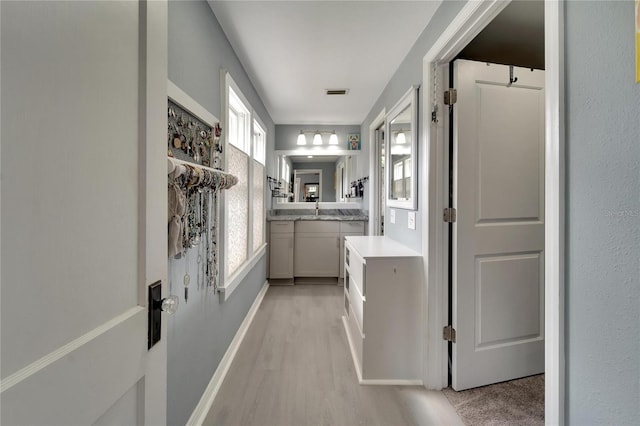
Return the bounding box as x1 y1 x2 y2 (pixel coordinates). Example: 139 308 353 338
204 284 463 426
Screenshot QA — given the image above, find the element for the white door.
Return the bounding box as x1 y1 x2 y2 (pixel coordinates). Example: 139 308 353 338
1 1 168 424
452 60 545 390
294 177 301 202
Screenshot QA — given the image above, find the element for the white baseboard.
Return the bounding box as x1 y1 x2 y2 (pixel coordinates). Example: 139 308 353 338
186 280 269 426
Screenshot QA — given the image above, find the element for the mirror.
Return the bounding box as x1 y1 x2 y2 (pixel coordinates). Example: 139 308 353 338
386 86 418 210
275 150 359 203
294 169 322 202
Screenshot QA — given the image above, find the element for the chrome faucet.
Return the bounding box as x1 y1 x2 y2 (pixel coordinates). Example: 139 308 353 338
315 200 319 216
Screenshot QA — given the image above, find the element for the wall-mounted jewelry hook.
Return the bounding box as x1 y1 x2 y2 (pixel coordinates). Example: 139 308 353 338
507 65 518 87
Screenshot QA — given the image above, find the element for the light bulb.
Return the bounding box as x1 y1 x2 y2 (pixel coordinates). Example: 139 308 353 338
297 132 307 145
396 131 406 144
329 132 339 145
313 132 323 145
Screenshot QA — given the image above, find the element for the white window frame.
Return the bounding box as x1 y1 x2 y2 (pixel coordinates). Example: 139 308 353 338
221 71 267 300
251 113 267 254
253 117 266 165
228 87 250 154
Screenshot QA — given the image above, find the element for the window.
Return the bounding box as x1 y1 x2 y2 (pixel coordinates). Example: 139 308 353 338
253 119 266 165
252 118 266 253
228 87 250 153
224 73 267 288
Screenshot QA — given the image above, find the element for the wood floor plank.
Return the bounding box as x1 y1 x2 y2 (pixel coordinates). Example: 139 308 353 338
204 285 463 426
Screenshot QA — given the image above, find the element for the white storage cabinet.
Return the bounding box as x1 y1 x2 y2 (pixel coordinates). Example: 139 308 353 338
342 236 423 384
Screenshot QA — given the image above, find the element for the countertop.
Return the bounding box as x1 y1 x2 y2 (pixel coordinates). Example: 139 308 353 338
267 214 368 222
267 209 369 222
344 236 421 258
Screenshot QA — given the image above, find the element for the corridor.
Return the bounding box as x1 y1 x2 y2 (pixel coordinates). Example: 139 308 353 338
204 285 462 426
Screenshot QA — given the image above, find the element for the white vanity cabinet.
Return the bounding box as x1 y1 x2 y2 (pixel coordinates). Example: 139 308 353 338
343 236 422 384
294 221 340 277
339 221 365 280
269 221 294 280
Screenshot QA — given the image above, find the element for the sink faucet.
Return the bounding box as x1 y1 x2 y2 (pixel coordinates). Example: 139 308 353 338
315 200 319 216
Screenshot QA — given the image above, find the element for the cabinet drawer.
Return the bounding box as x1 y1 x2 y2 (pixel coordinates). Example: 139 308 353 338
348 277 365 336
347 301 363 367
295 220 339 233
340 221 365 233
270 221 294 233
346 245 365 296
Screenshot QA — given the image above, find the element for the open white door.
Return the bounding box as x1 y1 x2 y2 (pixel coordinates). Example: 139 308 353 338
451 60 545 390
1 1 168 424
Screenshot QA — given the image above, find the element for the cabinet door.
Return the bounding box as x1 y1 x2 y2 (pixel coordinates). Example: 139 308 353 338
269 233 293 278
294 233 340 276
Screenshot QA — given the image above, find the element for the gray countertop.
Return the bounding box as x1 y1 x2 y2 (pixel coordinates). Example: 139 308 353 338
267 214 368 222
267 209 367 222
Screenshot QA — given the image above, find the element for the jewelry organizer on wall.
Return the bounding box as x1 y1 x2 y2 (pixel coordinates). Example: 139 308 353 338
167 99 223 169
167 86 237 302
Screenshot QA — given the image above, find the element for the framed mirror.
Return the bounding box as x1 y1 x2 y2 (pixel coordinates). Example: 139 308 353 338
274 150 360 205
386 86 418 210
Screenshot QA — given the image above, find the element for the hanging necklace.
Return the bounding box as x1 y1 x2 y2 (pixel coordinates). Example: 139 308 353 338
184 250 190 303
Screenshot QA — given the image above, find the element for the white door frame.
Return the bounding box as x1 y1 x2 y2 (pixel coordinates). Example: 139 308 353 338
140 1 169 423
368 108 386 235
420 0 564 424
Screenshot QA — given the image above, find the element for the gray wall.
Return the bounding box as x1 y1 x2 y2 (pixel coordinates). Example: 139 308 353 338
360 0 467 252
565 1 640 423
276 124 361 151
168 1 274 424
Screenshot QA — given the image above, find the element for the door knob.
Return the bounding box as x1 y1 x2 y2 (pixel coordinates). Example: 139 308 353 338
160 295 179 315
148 281 179 349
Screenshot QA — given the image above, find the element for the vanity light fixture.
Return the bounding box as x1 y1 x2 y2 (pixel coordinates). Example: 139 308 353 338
307 155 313 158
297 131 307 145
296 129 339 146
313 132 323 145
329 131 339 145
395 130 407 144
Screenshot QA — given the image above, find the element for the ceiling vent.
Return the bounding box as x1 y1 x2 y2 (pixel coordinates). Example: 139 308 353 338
325 89 349 96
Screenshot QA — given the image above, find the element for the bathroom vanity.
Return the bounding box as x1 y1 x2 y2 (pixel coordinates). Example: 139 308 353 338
267 211 366 284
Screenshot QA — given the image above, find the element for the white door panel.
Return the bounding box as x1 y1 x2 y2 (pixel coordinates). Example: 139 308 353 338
452 60 545 390
475 83 544 222
1 1 168 424
476 253 543 347
94 380 143 426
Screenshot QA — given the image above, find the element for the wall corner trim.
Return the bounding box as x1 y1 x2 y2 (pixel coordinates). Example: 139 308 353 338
185 280 270 426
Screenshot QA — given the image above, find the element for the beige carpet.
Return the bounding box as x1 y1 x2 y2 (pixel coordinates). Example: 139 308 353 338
442 374 544 426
